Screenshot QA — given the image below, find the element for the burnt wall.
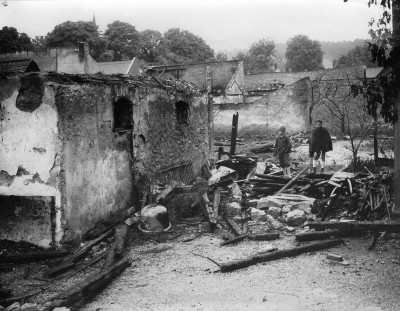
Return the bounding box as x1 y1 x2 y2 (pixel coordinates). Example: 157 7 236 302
55 83 133 242
0 196 55 247
132 89 210 183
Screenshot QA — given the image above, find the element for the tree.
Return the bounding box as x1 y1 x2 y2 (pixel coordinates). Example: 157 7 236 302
32 36 47 52
46 21 108 60
155 28 214 64
138 29 162 63
17 33 33 51
104 21 140 61
333 44 376 68
285 35 324 72
232 51 246 61
245 38 276 74
0 26 33 53
311 71 375 171
215 52 228 61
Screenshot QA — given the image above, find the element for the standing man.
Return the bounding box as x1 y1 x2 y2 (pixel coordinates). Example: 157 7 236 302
275 126 292 178
309 120 333 174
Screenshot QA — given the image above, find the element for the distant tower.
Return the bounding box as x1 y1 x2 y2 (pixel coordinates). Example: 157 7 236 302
93 14 96 25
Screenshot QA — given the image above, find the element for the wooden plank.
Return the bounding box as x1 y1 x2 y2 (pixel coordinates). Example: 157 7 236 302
213 190 221 217
156 181 178 202
276 167 309 194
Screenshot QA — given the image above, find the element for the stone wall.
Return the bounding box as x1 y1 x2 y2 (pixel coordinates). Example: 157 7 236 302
0 73 211 246
0 46 100 74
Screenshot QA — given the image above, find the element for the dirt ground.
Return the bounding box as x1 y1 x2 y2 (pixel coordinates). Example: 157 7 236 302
80 139 400 311
81 232 400 311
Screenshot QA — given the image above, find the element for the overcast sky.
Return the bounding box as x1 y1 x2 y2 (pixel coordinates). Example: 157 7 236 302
0 0 385 52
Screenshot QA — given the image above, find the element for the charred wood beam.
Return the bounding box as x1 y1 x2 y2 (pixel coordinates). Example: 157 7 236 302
295 230 365 241
309 221 400 232
0 250 69 264
220 233 280 246
220 239 344 272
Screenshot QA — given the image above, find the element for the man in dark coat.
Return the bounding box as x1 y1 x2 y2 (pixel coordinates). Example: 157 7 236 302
275 126 292 177
309 120 332 174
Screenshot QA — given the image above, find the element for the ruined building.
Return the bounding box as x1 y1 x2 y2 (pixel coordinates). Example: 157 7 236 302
0 72 212 247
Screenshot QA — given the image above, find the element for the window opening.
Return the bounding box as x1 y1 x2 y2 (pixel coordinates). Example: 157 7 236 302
114 97 133 131
175 101 189 125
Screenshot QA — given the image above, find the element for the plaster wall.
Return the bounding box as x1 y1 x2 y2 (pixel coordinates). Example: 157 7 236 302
213 79 310 137
0 77 62 247
55 84 133 242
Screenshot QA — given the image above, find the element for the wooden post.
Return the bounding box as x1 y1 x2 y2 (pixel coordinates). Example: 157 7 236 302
230 113 239 155
373 115 379 166
218 146 224 160
393 1 400 216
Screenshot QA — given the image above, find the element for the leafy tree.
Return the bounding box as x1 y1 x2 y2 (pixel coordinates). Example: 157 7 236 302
156 28 214 64
333 44 375 68
17 33 33 51
245 38 276 73
285 34 324 72
215 52 228 61
232 51 246 61
46 21 107 60
0 26 33 53
32 36 47 52
104 21 140 61
138 29 162 63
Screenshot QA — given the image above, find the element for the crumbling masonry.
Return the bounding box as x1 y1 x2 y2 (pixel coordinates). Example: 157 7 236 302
0 73 212 247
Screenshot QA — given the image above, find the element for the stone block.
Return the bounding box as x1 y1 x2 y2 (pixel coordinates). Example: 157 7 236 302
290 202 313 214
266 215 284 230
20 304 38 311
251 208 268 222
285 210 306 227
257 197 287 210
266 206 282 219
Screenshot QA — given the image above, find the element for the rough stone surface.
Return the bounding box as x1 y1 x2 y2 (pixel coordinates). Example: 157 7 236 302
251 208 268 222
0 73 212 245
266 206 282 219
257 197 287 210
225 202 242 216
282 206 291 214
20 303 38 311
266 214 284 230
6 302 20 311
291 202 313 214
286 226 295 232
286 210 306 227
